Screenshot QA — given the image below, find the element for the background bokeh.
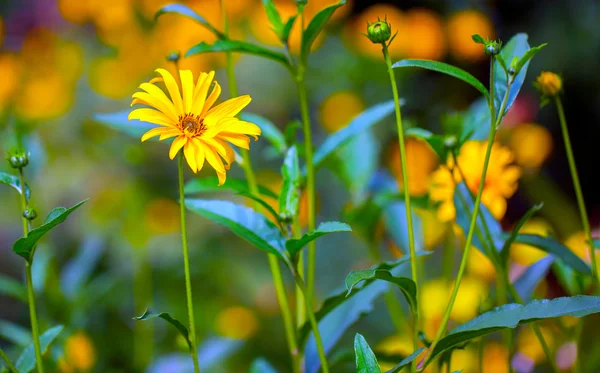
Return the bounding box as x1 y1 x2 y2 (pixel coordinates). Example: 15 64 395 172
1 0 600 372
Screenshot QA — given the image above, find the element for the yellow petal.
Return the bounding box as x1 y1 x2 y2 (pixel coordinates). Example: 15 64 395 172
437 201 456 222
200 81 221 117
216 171 227 186
215 118 261 140
184 140 197 173
219 133 250 149
129 108 176 127
204 95 252 126
214 138 235 168
159 128 182 140
191 138 206 171
131 92 178 122
201 137 228 159
180 70 194 113
169 136 187 159
202 142 226 174
155 68 183 114
191 71 215 114
141 127 168 142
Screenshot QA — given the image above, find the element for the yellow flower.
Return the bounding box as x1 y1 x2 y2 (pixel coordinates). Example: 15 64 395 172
388 137 439 197
467 246 496 281
517 326 554 364
508 122 553 170
447 9 495 62
565 231 600 278
319 90 364 133
535 71 562 97
482 342 510 373
404 8 447 61
129 69 261 184
60 331 96 372
429 141 521 222
215 306 259 340
510 218 553 266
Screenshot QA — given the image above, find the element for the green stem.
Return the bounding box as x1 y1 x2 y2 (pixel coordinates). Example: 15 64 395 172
220 4 299 371
0 347 18 373
178 154 201 373
555 96 598 282
294 219 306 329
295 273 329 373
382 43 419 360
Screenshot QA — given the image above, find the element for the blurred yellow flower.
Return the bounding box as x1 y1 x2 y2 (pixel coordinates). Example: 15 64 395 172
215 306 259 340
377 335 429 372
535 71 562 97
429 141 521 222
59 331 96 373
418 208 447 250
510 218 553 266
145 198 180 234
319 90 364 133
447 9 495 62
450 347 478 373
129 69 261 184
15 70 75 121
388 137 439 197
451 276 488 323
517 326 554 364
0 53 21 112
404 8 447 61
467 246 496 281
508 122 553 170
565 231 600 277
482 342 510 373
58 0 91 24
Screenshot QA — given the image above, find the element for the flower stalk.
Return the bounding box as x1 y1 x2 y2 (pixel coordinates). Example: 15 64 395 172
0 347 18 373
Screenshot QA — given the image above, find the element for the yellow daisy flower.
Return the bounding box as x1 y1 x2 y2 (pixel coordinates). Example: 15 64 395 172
429 140 521 222
129 68 261 185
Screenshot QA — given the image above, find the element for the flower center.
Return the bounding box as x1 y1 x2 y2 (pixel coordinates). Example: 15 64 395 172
178 113 206 136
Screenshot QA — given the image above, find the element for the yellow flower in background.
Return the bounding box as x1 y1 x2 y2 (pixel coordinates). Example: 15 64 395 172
482 342 510 373
447 9 495 62
451 276 488 323
0 53 21 112
467 246 496 281
145 198 180 234
517 326 554 364
565 231 600 277
404 8 447 61
429 141 521 222
418 208 447 250
129 69 261 184
508 122 553 170
216 306 259 340
450 347 478 373
535 71 562 97
319 90 364 133
510 218 553 266
388 137 439 197
59 331 96 373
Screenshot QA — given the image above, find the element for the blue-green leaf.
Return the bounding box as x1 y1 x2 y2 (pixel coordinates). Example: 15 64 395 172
13 200 88 262
155 3 224 39
0 171 31 202
510 234 590 274
0 274 26 303
184 177 277 199
514 256 554 302
134 309 192 351
15 325 63 373
0 321 31 347
92 110 154 139
278 146 300 219
494 33 530 119
236 191 280 223
241 112 286 154
500 203 544 264
512 43 547 77
354 334 380 373
393 59 489 100
250 357 279 373
286 221 351 257
186 40 290 68
300 0 346 58
460 97 490 142
345 269 417 313
385 348 425 373
185 199 289 266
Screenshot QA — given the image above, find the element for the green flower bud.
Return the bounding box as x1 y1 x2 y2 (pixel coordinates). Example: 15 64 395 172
23 208 37 221
6 150 29 169
366 19 392 45
443 135 458 149
484 41 501 56
166 51 181 63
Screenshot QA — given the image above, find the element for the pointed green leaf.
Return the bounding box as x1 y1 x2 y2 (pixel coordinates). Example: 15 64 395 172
385 348 425 373
494 33 530 118
312 100 395 172
237 192 281 223
286 221 351 257
471 34 485 44
262 0 284 38
500 203 544 264
354 334 380 373
514 256 554 302
393 60 489 100
281 15 297 44
155 3 224 39
279 146 301 219
0 320 31 347
512 43 547 78
134 309 192 351
510 234 590 274
301 0 346 58
241 112 286 154
405 127 446 161
0 171 31 201
345 269 417 313
185 199 289 265
92 110 154 139
15 325 64 373
184 177 277 199
0 274 26 303
186 40 290 68
13 200 88 261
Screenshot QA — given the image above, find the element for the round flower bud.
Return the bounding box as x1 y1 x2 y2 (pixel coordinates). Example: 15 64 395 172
6 150 29 169
366 20 392 44
23 208 37 221
443 135 458 149
535 71 562 96
165 51 181 63
484 41 501 56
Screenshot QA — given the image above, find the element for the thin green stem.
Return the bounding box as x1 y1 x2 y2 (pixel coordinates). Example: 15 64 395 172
178 154 201 373
382 43 419 361
0 347 18 373
295 274 329 373
555 96 598 282
442 223 455 280
294 219 306 329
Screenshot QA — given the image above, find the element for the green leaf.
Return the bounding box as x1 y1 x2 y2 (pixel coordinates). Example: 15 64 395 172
494 33 530 118
345 269 417 313
0 171 31 201
460 97 490 142
512 43 547 79
514 256 554 302
134 309 192 351
284 120 301 147
393 59 489 100
250 357 279 373
500 203 544 264
241 112 286 154
312 100 395 172
510 234 590 274
236 192 280 223
15 325 63 373
279 146 301 219
405 127 446 161
281 15 297 44
155 3 224 39
471 34 485 44
185 199 290 266
300 0 346 58
186 40 290 68
92 110 154 139
428 296 600 366
184 177 277 199
286 221 351 257
354 334 380 373
0 274 27 303
261 0 284 39
385 348 425 373
0 320 31 346
13 200 88 261
553 259 589 296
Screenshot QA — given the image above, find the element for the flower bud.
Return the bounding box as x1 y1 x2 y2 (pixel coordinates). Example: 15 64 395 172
484 41 501 56
166 51 181 63
443 135 458 149
534 71 562 97
6 150 29 169
23 208 37 221
366 19 392 45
